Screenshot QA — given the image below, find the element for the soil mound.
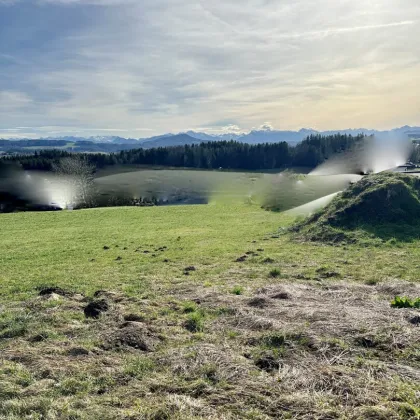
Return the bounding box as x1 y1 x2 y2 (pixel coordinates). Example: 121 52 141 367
294 173 420 243
102 322 159 351
38 287 72 297
84 299 109 318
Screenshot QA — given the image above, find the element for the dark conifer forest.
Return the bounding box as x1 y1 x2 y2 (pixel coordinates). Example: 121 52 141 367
3 134 364 172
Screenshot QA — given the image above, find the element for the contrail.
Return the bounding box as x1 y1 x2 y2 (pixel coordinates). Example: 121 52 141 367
272 20 416 40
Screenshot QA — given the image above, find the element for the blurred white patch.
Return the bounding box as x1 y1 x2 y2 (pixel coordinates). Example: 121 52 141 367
310 135 412 176
287 192 340 216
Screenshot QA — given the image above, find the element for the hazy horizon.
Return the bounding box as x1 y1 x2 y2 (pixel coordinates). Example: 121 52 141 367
1 124 420 141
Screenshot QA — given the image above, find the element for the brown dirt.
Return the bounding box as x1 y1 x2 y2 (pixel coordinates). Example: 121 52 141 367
124 313 145 322
38 287 72 297
84 299 109 318
255 354 280 372
102 321 161 351
270 291 290 300
248 297 272 308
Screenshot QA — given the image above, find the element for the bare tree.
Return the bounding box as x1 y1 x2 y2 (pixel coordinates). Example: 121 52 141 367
53 156 96 208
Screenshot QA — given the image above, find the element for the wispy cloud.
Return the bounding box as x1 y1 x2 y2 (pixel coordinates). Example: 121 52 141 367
271 20 417 40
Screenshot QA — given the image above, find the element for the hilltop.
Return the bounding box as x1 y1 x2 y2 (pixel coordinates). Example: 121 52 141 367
294 172 420 243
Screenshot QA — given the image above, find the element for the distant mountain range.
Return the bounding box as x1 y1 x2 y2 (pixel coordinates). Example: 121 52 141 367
1 126 420 154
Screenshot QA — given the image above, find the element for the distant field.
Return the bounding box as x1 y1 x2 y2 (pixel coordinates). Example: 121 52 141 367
94 169 360 210
0 143 77 153
0 203 419 419
22 143 76 151
94 165 313 178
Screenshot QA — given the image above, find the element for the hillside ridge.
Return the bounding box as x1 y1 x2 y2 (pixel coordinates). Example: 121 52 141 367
293 172 420 243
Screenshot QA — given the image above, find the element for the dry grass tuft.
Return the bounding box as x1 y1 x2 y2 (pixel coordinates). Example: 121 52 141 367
0 280 419 419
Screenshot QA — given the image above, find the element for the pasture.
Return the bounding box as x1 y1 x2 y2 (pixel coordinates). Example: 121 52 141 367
0 203 419 419
93 169 361 211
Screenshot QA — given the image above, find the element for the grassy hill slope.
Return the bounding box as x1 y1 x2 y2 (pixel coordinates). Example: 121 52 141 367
294 172 420 244
0 203 419 419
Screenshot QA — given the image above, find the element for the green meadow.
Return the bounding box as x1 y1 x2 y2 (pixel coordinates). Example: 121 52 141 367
0 203 419 419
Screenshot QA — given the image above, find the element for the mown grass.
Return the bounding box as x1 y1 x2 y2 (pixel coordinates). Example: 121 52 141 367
0 202 419 419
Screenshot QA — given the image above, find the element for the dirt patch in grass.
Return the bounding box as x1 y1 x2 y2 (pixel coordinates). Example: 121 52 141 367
102 321 161 351
124 313 145 322
84 299 109 318
247 296 272 308
254 353 280 372
270 291 290 300
67 347 90 357
38 287 73 297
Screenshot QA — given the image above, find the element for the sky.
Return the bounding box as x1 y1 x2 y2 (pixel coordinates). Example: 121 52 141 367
0 0 419 139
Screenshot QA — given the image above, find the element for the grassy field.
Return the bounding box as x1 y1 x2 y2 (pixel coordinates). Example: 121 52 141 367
0 203 419 419
93 169 361 212
93 165 313 178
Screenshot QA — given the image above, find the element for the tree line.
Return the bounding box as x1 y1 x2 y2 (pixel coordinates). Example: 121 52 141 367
3 134 365 172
